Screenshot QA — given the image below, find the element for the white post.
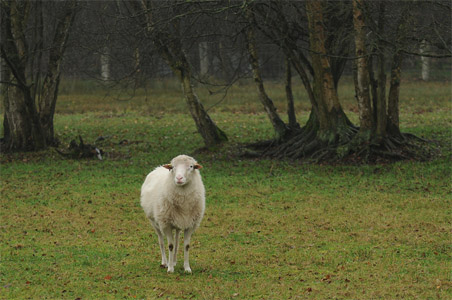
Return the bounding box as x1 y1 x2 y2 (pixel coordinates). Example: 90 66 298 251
199 41 209 76
100 47 110 81
420 40 430 81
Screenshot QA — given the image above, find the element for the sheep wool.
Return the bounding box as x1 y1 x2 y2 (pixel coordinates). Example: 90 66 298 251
140 155 205 273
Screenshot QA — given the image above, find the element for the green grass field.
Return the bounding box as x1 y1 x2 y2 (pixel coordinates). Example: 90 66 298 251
1 78 451 299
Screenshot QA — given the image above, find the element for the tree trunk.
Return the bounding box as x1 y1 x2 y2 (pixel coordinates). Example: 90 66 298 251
180 69 228 147
323 1 352 90
387 7 410 137
161 45 228 147
38 0 76 146
375 2 387 140
306 0 349 140
3 83 46 151
286 49 317 110
285 56 298 129
387 52 403 136
1 1 46 151
245 7 288 140
352 0 372 133
39 72 60 146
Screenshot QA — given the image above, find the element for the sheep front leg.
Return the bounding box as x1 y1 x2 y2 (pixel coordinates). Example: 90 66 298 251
163 227 175 273
173 229 181 269
183 228 194 273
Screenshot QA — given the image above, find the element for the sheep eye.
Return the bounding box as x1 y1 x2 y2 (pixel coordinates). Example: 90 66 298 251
190 165 193 169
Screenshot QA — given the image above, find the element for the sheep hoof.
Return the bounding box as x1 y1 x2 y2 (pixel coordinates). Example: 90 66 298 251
160 264 167 269
184 268 192 274
167 267 174 273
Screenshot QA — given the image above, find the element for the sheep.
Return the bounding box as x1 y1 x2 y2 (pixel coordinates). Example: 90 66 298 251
140 155 205 274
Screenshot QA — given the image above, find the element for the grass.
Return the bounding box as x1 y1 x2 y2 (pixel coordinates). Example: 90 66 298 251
1 77 451 299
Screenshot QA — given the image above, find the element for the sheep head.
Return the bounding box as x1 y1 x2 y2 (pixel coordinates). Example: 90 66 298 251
163 155 202 186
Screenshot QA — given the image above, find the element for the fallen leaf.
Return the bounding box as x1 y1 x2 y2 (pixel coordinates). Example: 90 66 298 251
321 274 332 282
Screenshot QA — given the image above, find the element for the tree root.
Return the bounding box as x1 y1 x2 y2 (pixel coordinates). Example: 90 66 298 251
55 135 104 160
244 127 437 164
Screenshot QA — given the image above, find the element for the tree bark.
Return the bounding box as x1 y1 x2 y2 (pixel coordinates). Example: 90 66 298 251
387 51 403 136
2 84 46 151
375 2 387 140
352 0 372 133
306 0 349 140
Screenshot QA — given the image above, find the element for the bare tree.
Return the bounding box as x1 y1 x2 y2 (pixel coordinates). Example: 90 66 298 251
247 0 356 160
245 0 450 161
243 3 289 140
126 0 228 148
1 0 77 151
345 0 449 159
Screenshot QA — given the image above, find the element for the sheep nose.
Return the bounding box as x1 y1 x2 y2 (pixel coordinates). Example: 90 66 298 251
176 175 184 181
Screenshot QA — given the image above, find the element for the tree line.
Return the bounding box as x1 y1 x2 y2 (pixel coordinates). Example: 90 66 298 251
1 0 450 161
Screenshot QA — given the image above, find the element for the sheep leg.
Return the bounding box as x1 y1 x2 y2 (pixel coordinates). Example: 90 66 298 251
163 227 175 273
173 229 181 269
151 221 167 268
183 228 194 273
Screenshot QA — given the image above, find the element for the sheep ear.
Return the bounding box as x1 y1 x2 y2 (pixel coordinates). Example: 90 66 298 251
194 163 203 170
163 164 173 170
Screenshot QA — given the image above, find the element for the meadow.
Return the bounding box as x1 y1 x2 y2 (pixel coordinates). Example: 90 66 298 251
0 77 451 299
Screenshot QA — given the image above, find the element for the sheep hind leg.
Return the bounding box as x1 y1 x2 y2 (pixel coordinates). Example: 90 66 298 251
183 228 194 274
163 227 175 273
151 222 167 268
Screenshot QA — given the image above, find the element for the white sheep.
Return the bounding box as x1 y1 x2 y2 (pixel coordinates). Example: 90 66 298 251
140 154 205 273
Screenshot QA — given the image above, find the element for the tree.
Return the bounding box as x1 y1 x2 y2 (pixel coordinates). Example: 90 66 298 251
126 0 227 148
345 0 430 159
1 0 77 151
243 3 289 140
247 0 357 160
246 0 450 162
